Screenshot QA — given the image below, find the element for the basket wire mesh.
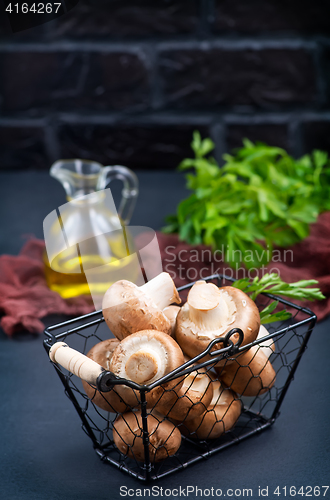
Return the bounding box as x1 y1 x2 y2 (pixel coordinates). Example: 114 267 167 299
43 274 316 482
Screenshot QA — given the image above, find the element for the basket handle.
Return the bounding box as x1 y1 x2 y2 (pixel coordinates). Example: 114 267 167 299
49 342 104 386
49 341 160 392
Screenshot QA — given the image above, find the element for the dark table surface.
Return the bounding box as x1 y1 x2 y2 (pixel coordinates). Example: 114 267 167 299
1 171 330 500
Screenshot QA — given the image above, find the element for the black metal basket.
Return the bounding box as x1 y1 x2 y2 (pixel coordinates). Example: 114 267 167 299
43 274 316 482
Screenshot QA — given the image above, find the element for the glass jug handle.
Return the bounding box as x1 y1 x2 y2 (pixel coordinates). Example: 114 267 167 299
98 165 139 225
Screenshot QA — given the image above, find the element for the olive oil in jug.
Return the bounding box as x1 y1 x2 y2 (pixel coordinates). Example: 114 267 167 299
43 159 139 300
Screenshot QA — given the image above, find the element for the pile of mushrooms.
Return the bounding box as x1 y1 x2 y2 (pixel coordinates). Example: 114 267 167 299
79 272 278 463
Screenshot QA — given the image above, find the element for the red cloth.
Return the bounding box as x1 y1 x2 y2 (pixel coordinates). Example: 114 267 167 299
158 212 330 322
1 213 330 336
0 239 94 336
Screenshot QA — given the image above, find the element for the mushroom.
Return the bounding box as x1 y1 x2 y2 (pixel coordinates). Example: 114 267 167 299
257 324 276 359
175 377 241 440
155 357 213 421
81 339 130 413
102 272 181 340
113 411 181 463
163 305 181 337
175 281 260 365
216 344 276 397
109 330 185 409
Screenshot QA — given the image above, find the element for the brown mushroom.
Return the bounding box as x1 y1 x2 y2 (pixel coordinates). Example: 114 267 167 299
81 339 130 413
109 329 185 409
175 378 241 440
163 305 181 337
113 410 181 463
175 281 260 366
257 325 276 359
155 358 213 421
216 344 276 397
102 272 181 340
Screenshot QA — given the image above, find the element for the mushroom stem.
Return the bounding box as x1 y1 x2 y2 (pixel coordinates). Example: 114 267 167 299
163 305 181 336
125 349 159 384
188 281 234 331
140 272 181 310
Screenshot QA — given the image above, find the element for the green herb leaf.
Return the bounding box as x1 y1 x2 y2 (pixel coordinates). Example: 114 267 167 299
232 273 325 301
233 274 324 324
260 309 292 324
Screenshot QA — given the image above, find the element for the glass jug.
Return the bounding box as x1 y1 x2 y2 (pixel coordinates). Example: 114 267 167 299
43 159 139 300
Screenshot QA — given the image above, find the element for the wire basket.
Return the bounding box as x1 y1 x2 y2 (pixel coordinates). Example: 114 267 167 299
43 274 316 482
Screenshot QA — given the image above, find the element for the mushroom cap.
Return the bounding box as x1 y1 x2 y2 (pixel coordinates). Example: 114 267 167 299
102 280 172 340
109 330 185 408
175 285 260 365
81 339 130 413
216 345 276 396
155 362 213 421
174 378 241 440
113 411 181 463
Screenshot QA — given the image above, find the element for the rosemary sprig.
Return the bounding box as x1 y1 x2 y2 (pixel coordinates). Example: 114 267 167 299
232 273 325 324
258 301 292 324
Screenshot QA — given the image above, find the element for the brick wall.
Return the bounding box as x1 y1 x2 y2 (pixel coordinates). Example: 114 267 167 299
0 0 329 171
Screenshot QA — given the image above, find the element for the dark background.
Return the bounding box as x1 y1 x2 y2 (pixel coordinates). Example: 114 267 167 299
0 0 330 172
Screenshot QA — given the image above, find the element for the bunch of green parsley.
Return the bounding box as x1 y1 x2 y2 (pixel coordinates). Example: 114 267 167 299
163 132 330 269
